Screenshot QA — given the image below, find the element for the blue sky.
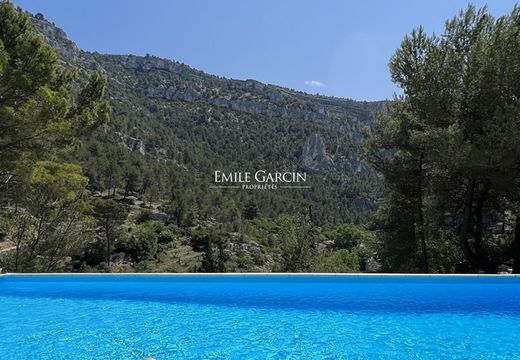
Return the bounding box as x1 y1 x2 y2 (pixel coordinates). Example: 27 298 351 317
13 0 519 101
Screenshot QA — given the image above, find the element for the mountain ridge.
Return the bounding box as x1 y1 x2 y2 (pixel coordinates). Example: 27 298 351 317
31 12 385 104
30 11 385 131
28 10 382 222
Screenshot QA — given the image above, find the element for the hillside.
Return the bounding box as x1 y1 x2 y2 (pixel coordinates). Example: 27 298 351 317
30 12 383 221
0 5 385 274
4 1 519 277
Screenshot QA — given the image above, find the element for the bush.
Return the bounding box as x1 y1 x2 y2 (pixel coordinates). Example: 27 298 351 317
427 229 464 273
158 228 176 245
116 223 159 262
325 224 375 251
313 249 360 273
136 209 153 223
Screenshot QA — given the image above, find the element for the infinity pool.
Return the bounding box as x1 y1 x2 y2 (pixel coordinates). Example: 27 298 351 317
1 275 519 359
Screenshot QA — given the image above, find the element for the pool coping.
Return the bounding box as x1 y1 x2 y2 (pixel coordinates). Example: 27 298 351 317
1 272 519 277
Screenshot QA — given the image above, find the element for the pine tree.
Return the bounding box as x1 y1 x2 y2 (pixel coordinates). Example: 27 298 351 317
0 1 111 271
365 5 520 273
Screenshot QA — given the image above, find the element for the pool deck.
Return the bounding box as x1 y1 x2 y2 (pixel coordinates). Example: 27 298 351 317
1 272 519 277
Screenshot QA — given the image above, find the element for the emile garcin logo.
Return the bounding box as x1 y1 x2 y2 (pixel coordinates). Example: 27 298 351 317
212 170 310 190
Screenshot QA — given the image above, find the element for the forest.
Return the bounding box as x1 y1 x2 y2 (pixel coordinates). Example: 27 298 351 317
0 1 519 274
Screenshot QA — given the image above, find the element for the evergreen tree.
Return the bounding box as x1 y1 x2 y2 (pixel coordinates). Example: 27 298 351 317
365 5 520 273
92 199 128 269
0 1 110 271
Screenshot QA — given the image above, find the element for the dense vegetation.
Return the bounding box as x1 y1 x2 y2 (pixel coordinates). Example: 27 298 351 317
1 2 519 274
365 5 520 273
0 1 376 273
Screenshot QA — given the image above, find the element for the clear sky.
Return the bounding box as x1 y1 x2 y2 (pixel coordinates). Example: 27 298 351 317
13 0 519 101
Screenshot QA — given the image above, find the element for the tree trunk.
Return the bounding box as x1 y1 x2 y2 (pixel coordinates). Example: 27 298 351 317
459 178 478 266
474 185 488 253
107 173 113 198
14 217 28 272
14 245 20 272
475 194 483 250
105 219 111 270
123 183 129 200
513 214 520 274
459 178 496 273
417 155 428 273
417 207 428 273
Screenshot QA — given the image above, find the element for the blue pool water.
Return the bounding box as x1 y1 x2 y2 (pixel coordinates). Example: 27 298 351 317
1 275 520 359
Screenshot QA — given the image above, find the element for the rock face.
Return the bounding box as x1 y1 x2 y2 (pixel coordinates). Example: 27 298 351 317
337 152 365 173
301 134 335 171
29 14 384 137
116 132 146 155
142 83 331 124
300 133 369 173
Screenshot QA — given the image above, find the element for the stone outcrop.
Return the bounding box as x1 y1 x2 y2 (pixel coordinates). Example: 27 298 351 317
301 133 335 171
115 132 146 155
301 134 368 173
141 83 331 123
31 12 385 143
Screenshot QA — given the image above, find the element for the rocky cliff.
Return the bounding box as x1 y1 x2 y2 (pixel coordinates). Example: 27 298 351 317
301 134 335 172
29 13 384 163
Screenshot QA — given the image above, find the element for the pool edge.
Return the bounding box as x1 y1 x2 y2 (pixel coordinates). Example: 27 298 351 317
2 272 520 277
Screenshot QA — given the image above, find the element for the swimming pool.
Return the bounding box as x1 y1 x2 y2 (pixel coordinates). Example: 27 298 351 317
1 274 519 359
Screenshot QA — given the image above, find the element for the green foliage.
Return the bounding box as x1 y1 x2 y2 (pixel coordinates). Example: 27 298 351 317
1 161 93 272
157 227 176 245
92 198 128 221
136 209 153 223
0 2 110 272
92 199 128 268
278 215 318 272
30 161 88 200
427 229 464 273
243 200 259 220
0 2 109 176
121 160 142 199
365 4 520 273
324 224 375 251
313 249 360 273
191 228 229 272
116 222 163 262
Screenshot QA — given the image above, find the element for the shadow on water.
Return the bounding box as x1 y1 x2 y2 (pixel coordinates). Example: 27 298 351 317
1 275 520 315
